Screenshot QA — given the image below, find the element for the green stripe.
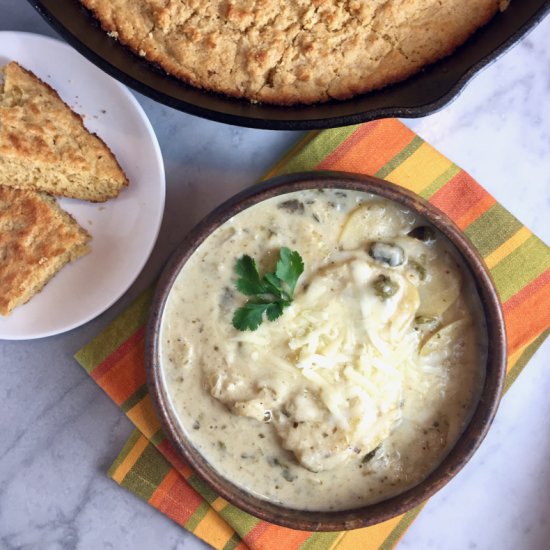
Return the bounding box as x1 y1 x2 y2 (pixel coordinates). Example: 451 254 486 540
187 473 220 505
74 287 153 373
504 328 550 394
375 135 424 180
490 236 550 302
420 164 461 199
121 385 148 413
150 428 166 446
107 429 142 478
465 204 523 257
262 131 320 179
219 504 260 538
222 532 243 550
299 531 341 550
120 443 172 501
184 500 211 532
277 125 359 175
379 505 424 550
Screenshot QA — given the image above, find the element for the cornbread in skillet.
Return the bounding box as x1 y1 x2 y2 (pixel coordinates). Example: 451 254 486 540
0 187 91 316
0 62 128 202
80 0 508 105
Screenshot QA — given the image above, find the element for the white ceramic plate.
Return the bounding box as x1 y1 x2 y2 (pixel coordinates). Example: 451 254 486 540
0 32 165 340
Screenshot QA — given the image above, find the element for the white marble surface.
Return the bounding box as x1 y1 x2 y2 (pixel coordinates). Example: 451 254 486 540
1 2 549 549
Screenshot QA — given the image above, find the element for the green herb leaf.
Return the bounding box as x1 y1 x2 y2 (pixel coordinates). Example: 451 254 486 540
232 248 304 331
275 247 305 296
265 301 287 321
232 302 269 331
262 272 286 299
234 255 266 295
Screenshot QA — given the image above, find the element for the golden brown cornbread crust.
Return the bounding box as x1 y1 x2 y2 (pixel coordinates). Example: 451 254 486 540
79 0 507 105
0 62 128 201
0 187 91 316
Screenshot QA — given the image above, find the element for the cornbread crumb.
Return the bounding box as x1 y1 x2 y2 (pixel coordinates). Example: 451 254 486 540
0 187 91 316
79 0 507 105
0 62 128 201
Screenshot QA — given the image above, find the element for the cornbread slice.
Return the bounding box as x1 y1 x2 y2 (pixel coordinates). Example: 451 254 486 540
0 62 128 202
0 186 91 316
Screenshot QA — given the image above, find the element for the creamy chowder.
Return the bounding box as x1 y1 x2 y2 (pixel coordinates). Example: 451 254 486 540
161 188 486 511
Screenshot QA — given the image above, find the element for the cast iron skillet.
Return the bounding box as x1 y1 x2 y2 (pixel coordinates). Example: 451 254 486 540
146 171 506 531
30 0 549 130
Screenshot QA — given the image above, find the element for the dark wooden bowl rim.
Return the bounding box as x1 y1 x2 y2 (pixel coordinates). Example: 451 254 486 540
146 171 506 531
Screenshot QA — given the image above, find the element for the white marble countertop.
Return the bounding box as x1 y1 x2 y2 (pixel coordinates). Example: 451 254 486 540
1 2 549 549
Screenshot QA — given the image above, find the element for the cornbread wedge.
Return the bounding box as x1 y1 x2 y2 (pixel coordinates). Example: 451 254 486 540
0 186 91 316
0 61 128 202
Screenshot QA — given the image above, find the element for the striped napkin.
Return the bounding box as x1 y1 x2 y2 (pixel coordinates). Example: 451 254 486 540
75 119 550 550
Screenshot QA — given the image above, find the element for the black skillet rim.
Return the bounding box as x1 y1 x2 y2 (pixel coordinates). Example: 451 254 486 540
28 0 550 130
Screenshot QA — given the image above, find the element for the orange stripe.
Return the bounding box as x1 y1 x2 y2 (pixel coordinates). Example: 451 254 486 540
456 193 496 230
90 325 144 380
151 469 205 526
254 524 311 549
503 271 550 356
503 268 550 313
317 121 381 169
317 119 415 174
149 468 179 507
429 171 491 223
93 334 147 405
244 522 270 546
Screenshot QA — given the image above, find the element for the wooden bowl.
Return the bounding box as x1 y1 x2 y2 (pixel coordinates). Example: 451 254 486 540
146 171 506 531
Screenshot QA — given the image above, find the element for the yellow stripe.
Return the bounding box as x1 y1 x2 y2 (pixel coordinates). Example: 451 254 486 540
386 142 452 194
111 435 149 484
507 345 524 371
335 515 403 549
211 496 229 512
484 226 532 269
127 396 161 439
193 506 236 547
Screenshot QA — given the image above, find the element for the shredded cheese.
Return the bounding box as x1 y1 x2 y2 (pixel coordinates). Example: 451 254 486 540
227 255 427 458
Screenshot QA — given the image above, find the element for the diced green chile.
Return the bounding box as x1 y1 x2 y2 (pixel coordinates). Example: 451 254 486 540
372 275 399 299
361 447 379 464
368 242 405 267
414 315 439 330
408 226 436 243
415 315 437 324
277 199 305 214
281 468 296 482
408 259 427 281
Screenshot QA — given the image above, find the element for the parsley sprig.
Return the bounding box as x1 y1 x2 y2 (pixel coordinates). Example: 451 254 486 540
232 247 304 331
